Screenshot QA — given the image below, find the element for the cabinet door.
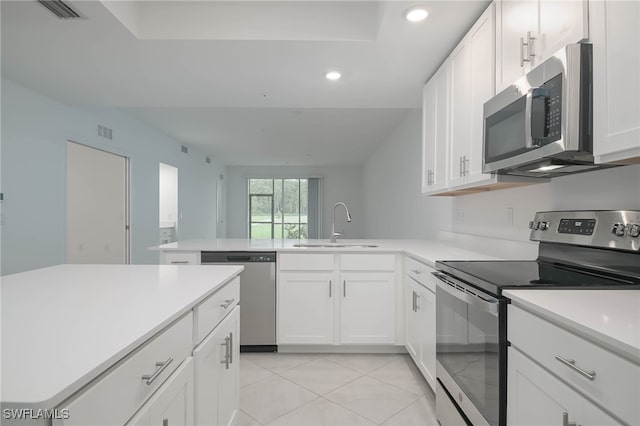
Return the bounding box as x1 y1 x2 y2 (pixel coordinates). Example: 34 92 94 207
537 0 588 64
508 347 580 425
127 358 194 426
422 63 449 194
495 0 537 93
448 41 472 188
592 0 640 163
417 286 436 391
340 272 395 344
278 272 334 344
193 307 239 426
405 278 421 359
466 3 496 184
217 308 240 426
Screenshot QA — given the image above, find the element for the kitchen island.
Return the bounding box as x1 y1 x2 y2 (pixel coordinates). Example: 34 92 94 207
1 263 243 426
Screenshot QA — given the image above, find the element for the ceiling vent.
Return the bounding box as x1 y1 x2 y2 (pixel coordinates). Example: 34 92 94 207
36 0 82 19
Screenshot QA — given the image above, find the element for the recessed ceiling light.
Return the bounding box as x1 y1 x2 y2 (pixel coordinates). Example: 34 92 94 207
404 7 429 22
326 71 341 81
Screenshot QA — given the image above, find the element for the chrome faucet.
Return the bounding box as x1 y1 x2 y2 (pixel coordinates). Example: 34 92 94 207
330 202 352 243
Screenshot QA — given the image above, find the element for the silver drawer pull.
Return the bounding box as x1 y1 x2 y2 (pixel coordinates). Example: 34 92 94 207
170 261 189 264
141 357 173 385
562 412 578 426
220 336 231 369
555 356 596 381
411 269 422 275
229 332 234 364
220 298 235 309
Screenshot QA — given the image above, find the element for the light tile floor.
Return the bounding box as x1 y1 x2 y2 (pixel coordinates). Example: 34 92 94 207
238 353 438 426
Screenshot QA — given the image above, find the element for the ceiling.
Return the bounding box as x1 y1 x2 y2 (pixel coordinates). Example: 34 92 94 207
1 0 490 166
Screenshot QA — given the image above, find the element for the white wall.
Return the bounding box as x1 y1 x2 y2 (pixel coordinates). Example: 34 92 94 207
362 110 640 242
1 79 223 275
362 109 452 238
451 164 640 241
225 165 363 239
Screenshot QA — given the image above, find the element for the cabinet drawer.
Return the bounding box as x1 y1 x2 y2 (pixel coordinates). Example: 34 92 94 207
279 253 334 271
405 257 435 290
341 254 395 271
508 305 640 425
55 313 193 426
194 277 240 345
163 251 200 265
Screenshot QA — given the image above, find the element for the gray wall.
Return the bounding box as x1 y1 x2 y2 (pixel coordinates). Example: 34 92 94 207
225 165 364 239
1 79 223 275
362 110 452 239
362 109 640 242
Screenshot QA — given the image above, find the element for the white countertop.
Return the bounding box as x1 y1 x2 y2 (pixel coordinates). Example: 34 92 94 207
504 289 640 362
153 238 536 267
1 264 243 408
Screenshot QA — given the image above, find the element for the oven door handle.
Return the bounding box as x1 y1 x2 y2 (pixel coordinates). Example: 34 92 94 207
433 272 499 316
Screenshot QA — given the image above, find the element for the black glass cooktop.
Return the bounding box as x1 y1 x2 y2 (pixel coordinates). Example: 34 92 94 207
435 260 640 296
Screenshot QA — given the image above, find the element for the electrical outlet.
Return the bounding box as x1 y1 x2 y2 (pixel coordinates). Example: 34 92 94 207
456 209 465 222
206 157 211 164
181 145 188 154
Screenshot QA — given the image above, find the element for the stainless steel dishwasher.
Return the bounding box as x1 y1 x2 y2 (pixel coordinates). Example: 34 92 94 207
201 251 277 352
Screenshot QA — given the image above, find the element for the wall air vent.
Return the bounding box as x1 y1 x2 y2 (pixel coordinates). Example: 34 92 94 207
36 0 82 19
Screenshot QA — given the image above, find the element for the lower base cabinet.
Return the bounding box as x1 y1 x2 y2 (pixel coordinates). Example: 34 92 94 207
507 347 619 426
126 358 194 426
193 306 240 426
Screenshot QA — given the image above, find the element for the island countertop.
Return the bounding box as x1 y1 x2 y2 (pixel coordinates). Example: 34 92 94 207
1 264 243 408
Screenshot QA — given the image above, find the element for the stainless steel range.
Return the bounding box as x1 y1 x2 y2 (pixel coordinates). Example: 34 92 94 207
434 210 640 426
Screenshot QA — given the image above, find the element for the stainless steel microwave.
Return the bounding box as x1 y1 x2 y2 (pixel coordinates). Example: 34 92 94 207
482 43 612 177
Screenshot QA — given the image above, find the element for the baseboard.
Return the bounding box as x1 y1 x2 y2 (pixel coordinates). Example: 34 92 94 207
277 344 408 354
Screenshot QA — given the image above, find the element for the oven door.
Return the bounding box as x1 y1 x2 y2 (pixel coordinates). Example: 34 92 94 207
434 272 507 426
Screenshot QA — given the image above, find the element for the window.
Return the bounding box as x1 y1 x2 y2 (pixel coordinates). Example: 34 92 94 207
248 178 320 239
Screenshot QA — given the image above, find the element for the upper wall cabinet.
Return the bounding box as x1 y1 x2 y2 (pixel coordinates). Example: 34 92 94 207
422 62 449 195
495 0 589 93
591 0 640 164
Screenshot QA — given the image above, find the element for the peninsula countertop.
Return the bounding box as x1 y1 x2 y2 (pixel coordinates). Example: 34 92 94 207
1 264 243 408
153 238 539 267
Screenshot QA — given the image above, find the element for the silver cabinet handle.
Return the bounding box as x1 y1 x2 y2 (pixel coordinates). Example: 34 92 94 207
220 298 235 309
520 31 535 67
562 412 578 426
415 293 420 311
411 269 422 275
343 280 346 298
141 357 173 385
221 335 231 369
459 156 463 177
463 156 469 176
170 261 189 264
412 291 416 312
555 356 596 381
229 332 234 364
329 280 332 298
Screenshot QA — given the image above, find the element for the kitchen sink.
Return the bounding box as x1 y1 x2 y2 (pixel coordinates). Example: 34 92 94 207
292 243 379 248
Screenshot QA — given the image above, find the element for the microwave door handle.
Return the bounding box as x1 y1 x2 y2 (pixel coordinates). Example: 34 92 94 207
433 273 499 316
524 88 534 148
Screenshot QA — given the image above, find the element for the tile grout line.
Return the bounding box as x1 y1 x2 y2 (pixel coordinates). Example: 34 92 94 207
239 408 265 426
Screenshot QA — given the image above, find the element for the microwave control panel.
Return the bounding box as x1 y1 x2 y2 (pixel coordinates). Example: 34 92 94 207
531 73 563 145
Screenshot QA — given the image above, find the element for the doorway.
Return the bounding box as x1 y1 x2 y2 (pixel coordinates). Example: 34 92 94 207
66 141 129 264
159 162 178 244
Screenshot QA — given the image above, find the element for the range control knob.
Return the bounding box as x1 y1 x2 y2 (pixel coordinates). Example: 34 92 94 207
612 223 626 237
628 224 640 238
538 221 549 231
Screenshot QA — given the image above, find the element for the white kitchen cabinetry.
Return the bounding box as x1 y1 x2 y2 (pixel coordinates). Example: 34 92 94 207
404 257 436 391
162 251 200 265
508 304 637 425
495 0 589 93
508 347 619 426
278 272 335 344
278 253 397 346
591 0 640 164
448 2 495 188
193 306 240 426
126 358 194 426
340 272 395 344
422 62 449 194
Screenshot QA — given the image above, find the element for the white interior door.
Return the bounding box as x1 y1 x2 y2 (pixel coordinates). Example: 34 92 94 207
67 141 128 264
